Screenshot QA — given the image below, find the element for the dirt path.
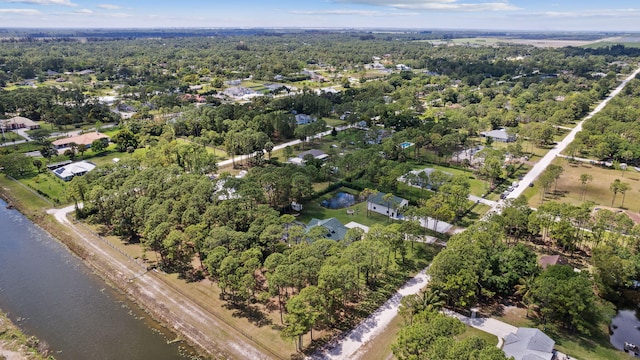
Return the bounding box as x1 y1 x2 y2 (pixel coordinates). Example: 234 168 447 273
310 269 430 360
46 206 274 359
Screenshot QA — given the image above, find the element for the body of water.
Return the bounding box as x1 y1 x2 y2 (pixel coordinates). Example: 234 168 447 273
321 192 356 209
610 309 640 356
0 199 191 360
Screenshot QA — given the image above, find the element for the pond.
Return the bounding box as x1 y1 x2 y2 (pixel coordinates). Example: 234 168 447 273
321 192 356 209
610 309 640 356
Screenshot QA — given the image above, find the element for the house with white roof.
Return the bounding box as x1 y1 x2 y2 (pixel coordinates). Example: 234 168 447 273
480 128 516 143
52 161 96 182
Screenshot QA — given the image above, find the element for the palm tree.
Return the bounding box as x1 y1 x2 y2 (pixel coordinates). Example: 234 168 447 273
579 173 593 201
515 275 536 318
619 182 631 208
420 288 445 312
611 179 622 207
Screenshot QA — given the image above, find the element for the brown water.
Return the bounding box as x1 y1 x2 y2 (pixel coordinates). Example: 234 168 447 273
0 199 194 360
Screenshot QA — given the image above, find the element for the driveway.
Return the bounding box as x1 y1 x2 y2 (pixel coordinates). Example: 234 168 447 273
311 269 431 359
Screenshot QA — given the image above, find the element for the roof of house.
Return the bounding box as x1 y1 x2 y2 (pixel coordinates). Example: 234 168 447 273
481 128 514 141
367 192 408 208
298 149 327 159
503 328 555 360
306 218 348 241
52 132 109 147
538 255 569 269
0 116 38 128
52 161 96 180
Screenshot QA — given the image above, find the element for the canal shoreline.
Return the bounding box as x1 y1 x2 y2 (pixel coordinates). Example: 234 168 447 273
0 188 250 359
0 308 50 360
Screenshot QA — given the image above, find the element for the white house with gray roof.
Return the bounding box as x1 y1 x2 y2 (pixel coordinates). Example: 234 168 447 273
502 327 555 360
367 192 408 219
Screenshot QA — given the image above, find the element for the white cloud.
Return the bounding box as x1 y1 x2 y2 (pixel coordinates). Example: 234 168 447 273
0 8 40 14
1 0 76 6
73 8 91 14
98 4 120 10
526 8 640 19
332 0 519 12
290 9 418 17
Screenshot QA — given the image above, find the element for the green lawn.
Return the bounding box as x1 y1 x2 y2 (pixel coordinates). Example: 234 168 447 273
322 117 347 127
19 172 69 205
0 131 24 143
0 174 53 211
298 187 398 227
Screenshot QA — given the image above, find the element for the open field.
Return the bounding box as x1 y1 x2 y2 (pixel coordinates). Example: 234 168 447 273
526 157 640 212
422 37 604 48
582 37 640 49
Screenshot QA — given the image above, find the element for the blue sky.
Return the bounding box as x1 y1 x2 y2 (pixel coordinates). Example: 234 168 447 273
0 0 639 31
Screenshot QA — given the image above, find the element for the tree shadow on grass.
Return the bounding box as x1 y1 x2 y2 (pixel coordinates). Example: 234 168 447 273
224 301 273 327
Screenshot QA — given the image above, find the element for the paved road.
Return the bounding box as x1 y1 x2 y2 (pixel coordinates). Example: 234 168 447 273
500 66 640 207
311 269 431 360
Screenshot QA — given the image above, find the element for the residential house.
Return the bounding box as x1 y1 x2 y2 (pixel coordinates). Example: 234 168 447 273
52 132 109 150
288 149 329 165
0 116 40 130
502 327 555 360
52 161 96 182
306 218 348 241
295 114 317 125
367 192 408 219
400 168 452 190
365 129 392 145
480 128 516 143
538 255 569 270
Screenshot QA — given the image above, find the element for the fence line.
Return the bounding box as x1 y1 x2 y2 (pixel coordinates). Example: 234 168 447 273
6 174 54 206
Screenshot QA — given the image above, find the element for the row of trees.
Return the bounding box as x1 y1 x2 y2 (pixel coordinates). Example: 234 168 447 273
428 196 640 335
